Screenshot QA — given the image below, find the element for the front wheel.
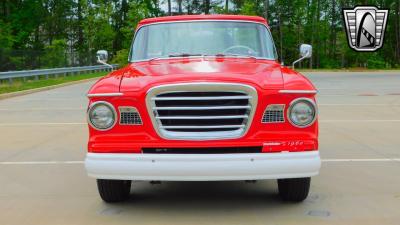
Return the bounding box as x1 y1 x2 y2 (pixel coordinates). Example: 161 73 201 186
97 179 131 203
278 177 311 202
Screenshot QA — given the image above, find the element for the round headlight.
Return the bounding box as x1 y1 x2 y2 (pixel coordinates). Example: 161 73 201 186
88 101 116 130
288 98 317 127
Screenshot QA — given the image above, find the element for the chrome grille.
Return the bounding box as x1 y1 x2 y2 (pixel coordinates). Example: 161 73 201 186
146 83 257 140
119 107 142 125
262 104 285 123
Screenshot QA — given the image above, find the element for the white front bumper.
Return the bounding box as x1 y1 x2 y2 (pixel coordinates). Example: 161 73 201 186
85 151 321 181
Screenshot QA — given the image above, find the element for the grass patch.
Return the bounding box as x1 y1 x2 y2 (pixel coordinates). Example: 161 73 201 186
0 72 107 94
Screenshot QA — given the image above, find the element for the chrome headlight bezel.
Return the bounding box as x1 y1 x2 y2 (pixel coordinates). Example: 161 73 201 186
87 101 117 131
287 98 317 128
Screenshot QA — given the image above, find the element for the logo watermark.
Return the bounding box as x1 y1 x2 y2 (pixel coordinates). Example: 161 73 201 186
343 6 389 52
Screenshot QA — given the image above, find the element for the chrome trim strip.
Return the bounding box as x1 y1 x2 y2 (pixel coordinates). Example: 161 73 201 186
287 98 318 128
87 101 117 131
152 96 252 101
156 115 248 120
159 125 246 129
133 55 274 63
87 93 123 97
153 105 251 110
279 90 318 94
145 82 258 141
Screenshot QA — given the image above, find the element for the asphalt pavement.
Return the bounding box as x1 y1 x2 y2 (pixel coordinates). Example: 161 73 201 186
0 71 399 225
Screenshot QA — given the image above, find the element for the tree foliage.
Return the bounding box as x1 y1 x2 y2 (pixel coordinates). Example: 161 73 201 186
0 0 399 71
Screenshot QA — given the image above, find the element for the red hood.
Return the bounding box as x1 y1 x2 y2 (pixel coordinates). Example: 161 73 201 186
119 58 284 92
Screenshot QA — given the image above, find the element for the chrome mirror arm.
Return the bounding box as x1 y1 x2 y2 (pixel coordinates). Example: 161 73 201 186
292 53 310 69
97 56 114 71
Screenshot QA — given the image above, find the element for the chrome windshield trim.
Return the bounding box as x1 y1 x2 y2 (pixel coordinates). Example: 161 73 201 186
279 90 318 94
87 93 124 97
129 20 278 63
132 55 276 63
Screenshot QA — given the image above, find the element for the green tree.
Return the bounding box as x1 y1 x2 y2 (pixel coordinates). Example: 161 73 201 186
1 0 400 71
41 39 67 68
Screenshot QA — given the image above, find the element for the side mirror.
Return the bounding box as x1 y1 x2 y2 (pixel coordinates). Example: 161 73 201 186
292 44 312 69
96 50 114 71
300 44 312 58
96 50 109 62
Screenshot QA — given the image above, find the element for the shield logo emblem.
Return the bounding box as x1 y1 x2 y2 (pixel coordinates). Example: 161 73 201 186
343 6 389 52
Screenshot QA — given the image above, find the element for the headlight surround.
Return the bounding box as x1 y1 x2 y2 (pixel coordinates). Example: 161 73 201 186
87 101 117 130
288 98 317 128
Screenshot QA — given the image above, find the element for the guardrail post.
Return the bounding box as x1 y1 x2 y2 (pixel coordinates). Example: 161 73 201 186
35 75 39 81
8 78 13 85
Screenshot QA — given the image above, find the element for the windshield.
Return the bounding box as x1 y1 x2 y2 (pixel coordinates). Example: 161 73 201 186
129 21 277 61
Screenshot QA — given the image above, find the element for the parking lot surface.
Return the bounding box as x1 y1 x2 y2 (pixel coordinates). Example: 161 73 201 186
0 71 399 225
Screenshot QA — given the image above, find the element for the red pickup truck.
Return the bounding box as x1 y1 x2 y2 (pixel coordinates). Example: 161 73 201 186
85 15 320 203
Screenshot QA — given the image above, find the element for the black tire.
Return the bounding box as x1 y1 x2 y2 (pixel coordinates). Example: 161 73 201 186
278 177 311 202
97 179 131 203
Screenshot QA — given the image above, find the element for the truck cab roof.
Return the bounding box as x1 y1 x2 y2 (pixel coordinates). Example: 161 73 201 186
137 14 268 29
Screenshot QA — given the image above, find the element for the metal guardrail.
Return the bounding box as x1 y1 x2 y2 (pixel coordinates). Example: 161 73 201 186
0 64 119 83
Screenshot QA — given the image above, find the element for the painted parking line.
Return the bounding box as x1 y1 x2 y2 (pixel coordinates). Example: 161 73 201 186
322 158 400 162
320 120 400 123
319 104 400 106
0 104 398 110
1 103 398 108
1 119 400 127
0 122 86 126
0 161 84 165
0 108 85 111
1 158 399 165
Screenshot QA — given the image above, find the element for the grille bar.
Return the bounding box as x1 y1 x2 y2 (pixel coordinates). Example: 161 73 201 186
160 125 245 129
153 105 251 110
156 115 248 120
152 96 252 101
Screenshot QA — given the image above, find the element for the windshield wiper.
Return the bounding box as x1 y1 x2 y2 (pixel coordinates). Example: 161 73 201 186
147 53 202 62
149 53 256 61
211 53 257 59
168 53 203 57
